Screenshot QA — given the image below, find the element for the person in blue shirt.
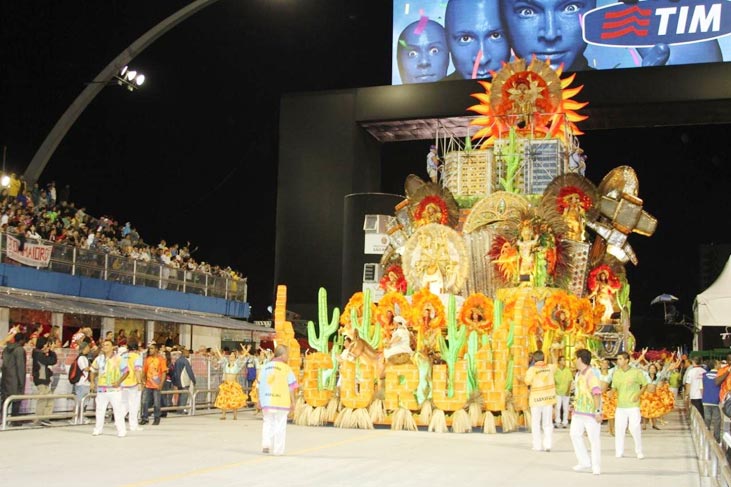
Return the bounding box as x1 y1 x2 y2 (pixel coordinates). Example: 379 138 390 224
702 359 722 443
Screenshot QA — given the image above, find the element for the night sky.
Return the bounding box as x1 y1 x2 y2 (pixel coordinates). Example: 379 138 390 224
3 1 731 349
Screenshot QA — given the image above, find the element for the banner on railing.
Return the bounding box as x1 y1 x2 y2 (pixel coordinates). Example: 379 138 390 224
6 235 53 267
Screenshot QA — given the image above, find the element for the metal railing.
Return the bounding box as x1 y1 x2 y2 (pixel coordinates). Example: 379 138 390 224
2 387 225 430
689 405 731 486
2 393 79 430
0 231 247 302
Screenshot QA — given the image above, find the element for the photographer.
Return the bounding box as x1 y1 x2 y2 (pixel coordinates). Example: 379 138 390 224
32 336 58 426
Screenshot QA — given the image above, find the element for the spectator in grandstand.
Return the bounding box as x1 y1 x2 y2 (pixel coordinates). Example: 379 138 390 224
46 181 56 207
89 339 128 437
126 329 140 350
116 329 127 347
7 173 20 199
59 184 70 204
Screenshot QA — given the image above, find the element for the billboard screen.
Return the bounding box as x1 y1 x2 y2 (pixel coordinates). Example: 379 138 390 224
392 0 731 85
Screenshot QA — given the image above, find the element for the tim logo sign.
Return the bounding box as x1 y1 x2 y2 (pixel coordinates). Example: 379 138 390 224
584 0 731 47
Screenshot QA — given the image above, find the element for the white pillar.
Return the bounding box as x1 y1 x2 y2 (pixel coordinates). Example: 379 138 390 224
0 307 8 336
178 323 192 349
101 317 116 342
145 320 155 346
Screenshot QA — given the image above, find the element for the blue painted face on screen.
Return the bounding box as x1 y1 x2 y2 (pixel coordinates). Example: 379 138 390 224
499 0 596 71
445 0 510 79
397 20 450 84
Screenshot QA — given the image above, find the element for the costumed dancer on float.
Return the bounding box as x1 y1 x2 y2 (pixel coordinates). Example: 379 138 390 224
383 316 413 365
213 345 249 420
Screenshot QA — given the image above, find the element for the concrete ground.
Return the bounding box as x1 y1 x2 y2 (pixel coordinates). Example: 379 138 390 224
0 407 700 487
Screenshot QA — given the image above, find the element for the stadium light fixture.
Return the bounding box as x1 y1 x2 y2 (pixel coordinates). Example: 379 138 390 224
115 66 146 91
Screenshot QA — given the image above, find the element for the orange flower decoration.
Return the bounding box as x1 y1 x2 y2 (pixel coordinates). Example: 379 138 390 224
459 293 494 334
340 292 377 329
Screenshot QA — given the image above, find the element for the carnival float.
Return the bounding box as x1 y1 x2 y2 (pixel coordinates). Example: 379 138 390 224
271 57 661 432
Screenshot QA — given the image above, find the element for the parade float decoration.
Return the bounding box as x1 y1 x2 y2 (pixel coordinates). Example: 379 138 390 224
273 57 659 432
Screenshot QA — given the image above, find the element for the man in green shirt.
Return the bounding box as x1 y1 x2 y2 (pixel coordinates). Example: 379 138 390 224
554 356 573 428
610 351 649 459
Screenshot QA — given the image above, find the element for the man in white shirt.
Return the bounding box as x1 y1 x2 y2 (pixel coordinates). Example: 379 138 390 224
684 357 706 419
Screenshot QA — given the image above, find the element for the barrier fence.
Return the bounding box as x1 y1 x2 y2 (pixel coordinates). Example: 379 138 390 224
689 404 731 487
0 348 255 430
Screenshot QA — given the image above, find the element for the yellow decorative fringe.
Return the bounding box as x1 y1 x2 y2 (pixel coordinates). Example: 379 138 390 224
468 399 484 427
483 410 496 434
350 408 374 429
428 409 448 433
501 409 519 432
369 398 386 424
419 400 433 426
451 409 472 433
295 404 313 426
391 407 418 431
325 396 340 423
334 408 353 428
309 406 329 426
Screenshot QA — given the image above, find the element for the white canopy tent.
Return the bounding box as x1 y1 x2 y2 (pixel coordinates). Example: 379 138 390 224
694 256 731 350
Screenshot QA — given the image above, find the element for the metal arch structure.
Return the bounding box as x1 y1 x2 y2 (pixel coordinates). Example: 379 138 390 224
23 0 223 185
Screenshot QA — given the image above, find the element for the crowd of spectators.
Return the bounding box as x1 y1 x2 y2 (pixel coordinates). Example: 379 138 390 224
0 173 244 285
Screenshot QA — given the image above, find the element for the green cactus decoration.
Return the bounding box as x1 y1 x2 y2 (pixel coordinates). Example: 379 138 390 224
617 280 631 317
466 330 479 396
307 287 340 353
505 321 515 392
499 127 523 194
493 299 504 331
322 334 344 390
438 294 468 398
350 288 381 349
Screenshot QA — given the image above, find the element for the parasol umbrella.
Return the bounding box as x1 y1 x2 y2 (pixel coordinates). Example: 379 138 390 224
650 294 679 305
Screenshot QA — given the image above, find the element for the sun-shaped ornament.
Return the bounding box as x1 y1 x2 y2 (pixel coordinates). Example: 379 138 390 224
468 57 588 148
